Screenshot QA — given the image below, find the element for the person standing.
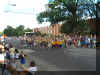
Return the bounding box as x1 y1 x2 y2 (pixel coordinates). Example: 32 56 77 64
24 61 37 75
19 51 26 67
15 49 20 60
0 46 8 75
92 34 96 48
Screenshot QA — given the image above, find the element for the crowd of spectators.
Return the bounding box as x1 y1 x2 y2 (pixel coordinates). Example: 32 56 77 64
20 33 96 49
0 33 96 75
0 42 37 75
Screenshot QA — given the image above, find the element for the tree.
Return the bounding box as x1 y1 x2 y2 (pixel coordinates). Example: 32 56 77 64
4 25 15 36
37 0 96 33
96 1 100 41
24 28 33 32
0 32 3 35
4 25 25 36
16 25 25 36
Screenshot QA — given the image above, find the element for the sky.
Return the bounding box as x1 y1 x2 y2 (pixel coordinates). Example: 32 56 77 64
0 0 50 32
0 0 97 32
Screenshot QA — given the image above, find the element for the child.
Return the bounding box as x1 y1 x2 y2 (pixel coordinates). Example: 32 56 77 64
15 49 20 60
19 51 26 67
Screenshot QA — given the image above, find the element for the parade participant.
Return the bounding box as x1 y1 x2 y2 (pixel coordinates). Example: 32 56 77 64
78 38 81 48
57 40 62 48
61 40 65 48
87 36 91 48
84 35 89 48
67 35 72 48
19 51 26 67
48 41 52 48
52 40 56 48
92 34 96 48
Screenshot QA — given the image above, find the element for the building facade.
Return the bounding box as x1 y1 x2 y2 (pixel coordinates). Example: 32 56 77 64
33 24 62 36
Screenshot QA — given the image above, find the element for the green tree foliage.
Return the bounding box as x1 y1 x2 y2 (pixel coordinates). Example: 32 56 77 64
4 25 33 36
0 32 3 35
0 32 3 34
16 25 25 36
4 26 15 36
24 28 33 32
37 0 96 33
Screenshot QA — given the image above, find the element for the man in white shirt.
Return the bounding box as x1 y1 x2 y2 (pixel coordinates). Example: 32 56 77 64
24 61 38 75
0 45 6 64
0 46 8 75
0 53 4 64
27 66 37 72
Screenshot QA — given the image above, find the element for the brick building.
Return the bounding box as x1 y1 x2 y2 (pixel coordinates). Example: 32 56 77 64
33 24 62 35
50 24 62 35
33 28 38 32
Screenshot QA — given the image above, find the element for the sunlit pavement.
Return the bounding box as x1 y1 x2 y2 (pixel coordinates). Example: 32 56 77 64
22 48 96 71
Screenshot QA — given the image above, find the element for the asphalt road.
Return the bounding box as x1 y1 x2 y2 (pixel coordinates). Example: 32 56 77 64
22 48 96 71
0 48 96 74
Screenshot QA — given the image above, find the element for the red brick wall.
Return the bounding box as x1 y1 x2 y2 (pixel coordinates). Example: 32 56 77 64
33 24 62 35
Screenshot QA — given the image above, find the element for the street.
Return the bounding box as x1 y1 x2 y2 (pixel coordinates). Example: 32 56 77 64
0 0 97 74
22 48 96 71
2 37 96 71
